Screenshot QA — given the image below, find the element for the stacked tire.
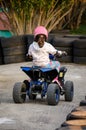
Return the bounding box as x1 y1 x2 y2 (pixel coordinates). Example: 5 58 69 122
56 126 86 130
0 34 86 65
1 35 26 64
80 95 86 106
55 96 86 130
52 37 76 63
23 34 34 61
0 37 4 65
73 39 86 64
56 109 86 130
23 34 34 52
48 34 63 44
61 107 86 129
63 34 85 39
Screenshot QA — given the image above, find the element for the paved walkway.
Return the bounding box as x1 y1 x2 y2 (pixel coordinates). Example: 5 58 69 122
0 62 86 130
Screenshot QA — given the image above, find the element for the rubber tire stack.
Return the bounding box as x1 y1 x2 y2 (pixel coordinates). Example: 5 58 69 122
63 34 85 39
55 126 86 130
0 34 86 65
0 37 4 65
55 96 86 130
23 34 34 61
79 95 86 106
1 35 26 64
73 39 86 64
52 36 76 63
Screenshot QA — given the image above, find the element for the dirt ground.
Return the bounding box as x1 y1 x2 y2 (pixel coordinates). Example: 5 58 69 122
0 62 86 130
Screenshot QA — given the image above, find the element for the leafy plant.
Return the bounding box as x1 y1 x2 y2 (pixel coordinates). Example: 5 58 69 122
0 0 85 35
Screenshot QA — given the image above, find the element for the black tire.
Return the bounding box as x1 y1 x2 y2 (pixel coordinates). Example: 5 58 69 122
1 35 25 48
71 106 86 112
80 100 86 106
29 87 37 100
66 113 74 120
3 46 26 56
1 36 27 64
80 36 86 39
55 126 84 130
0 58 3 65
52 37 76 47
23 34 34 61
63 34 82 39
4 54 25 64
61 119 86 127
73 56 86 64
64 35 86 39
13 82 26 103
0 38 4 64
47 34 55 44
58 56 73 63
24 34 34 45
64 81 74 102
47 83 60 105
73 39 86 64
55 47 73 56
23 34 34 51
73 48 86 57
55 46 73 63
66 111 86 120
73 39 86 49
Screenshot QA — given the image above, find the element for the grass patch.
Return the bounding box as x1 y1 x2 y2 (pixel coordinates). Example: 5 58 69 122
70 24 86 35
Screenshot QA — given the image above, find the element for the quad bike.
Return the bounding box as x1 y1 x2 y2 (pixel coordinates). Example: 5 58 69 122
13 54 74 105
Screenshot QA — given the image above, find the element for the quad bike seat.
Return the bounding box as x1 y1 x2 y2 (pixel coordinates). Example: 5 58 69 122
59 66 67 73
58 66 67 80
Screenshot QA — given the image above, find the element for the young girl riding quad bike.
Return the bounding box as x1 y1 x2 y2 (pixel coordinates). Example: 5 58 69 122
13 26 74 105
27 26 67 73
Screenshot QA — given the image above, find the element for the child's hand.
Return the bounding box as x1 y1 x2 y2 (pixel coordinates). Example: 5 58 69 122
26 54 33 60
55 51 67 59
57 51 67 56
62 51 67 56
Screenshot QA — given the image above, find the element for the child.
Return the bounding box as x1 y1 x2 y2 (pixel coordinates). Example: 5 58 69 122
27 26 67 72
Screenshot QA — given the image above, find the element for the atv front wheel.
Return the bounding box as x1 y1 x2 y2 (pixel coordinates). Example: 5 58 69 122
47 83 60 105
64 81 74 102
13 82 26 103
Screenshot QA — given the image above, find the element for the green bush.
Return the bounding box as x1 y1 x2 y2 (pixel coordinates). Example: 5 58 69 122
70 24 86 35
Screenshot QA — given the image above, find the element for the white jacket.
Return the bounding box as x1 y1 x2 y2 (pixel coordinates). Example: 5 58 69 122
28 41 57 66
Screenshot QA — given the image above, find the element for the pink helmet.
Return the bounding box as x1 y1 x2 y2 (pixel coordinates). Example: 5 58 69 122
34 26 48 39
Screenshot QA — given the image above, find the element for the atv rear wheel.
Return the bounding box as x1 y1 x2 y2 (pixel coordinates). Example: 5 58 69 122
47 83 60 105
13 82 26 103
64 81 74 102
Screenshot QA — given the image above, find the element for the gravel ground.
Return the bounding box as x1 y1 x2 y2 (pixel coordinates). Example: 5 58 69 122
0 62 86 130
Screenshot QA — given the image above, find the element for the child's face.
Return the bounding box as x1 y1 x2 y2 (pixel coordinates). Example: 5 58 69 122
37 35 46 48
